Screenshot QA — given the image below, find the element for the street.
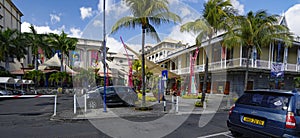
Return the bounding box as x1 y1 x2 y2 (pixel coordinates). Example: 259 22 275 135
0 95 234 138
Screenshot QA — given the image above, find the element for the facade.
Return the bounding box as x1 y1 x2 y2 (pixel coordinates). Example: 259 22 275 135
0 0 23 71
157 16 300 96
144 38 187 66
0 0 22 31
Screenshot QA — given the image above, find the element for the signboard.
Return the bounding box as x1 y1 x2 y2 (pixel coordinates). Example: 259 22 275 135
162 70 168 80
271 63 284 78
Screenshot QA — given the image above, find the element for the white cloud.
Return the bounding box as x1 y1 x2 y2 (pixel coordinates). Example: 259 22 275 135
230 0 244 15
80 7 93 20
106 37 124 53
21 22 82 38
21 22 61 34
167 25 196 46
50 14 61 24
93 20 103 27
69 27 83 38
179 7 192 17
98 0 115 13
286 4 300 36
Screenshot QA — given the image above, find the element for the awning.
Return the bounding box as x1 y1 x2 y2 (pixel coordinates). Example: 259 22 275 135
0 77 15 84
14 79 22 85
40 53 77 74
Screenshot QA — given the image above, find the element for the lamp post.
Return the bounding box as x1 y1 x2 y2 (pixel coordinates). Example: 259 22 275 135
102 0 107 112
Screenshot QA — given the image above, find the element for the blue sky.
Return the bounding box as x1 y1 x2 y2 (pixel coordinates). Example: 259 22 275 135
12 0 300 52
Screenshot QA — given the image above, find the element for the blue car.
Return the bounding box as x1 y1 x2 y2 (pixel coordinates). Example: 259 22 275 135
227 89 300 137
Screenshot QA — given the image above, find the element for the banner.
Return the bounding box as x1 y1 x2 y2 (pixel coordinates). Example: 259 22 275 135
271 63 284 78
71 50 81 67
90 50 99 66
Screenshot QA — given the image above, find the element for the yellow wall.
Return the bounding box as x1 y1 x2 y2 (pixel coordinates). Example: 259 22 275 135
233 46 240 59
260 46 270 60
288 46 297 64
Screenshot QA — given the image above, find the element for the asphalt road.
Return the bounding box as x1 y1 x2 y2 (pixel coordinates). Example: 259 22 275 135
0 95 233 138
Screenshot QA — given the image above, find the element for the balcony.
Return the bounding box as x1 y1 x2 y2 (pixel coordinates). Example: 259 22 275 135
170 58 300 75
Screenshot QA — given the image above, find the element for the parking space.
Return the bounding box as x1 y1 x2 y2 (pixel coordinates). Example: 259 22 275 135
199 131 234 138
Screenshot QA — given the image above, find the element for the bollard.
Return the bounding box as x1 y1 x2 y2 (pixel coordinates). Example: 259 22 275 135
226 95 230 109
84 94 87 113
53 95 57 116
74 94 76 114
163 101 166 112
176 96 179 113
171 95 174 103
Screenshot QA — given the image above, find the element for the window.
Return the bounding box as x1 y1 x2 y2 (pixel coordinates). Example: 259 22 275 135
237 92 290 110
297 96 300 115
159 52 163 56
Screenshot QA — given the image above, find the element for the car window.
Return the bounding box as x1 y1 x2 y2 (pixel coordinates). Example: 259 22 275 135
296 95 300 116
115 87 133 93
97 87 115 94
106 87 115 94
237 92 290 110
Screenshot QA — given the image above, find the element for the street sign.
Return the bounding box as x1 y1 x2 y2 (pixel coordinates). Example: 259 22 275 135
162 70 168 79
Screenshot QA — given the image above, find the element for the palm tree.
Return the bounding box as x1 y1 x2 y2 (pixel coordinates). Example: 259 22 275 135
24 70 45 87
181 0 234 103
48 31 78 72
111 0 181 106
24 25 53 70
223 10 293 90
0 28 27 70
132 60 142 91
49 72 71 87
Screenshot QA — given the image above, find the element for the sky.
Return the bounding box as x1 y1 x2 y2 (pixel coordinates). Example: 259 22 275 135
12 0 300 53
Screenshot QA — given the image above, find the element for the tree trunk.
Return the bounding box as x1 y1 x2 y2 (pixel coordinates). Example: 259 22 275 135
5 54 10 71
201 37 211 104
61 53 64 72
201 54 209 103
141 28 146 106
34 54 38 70
244 46 251 91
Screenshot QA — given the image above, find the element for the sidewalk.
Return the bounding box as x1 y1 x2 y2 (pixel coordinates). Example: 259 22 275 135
51 94 232 121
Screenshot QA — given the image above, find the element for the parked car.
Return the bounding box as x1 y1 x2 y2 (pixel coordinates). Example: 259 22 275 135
0 90 8 95
12 90 26 95
86 86 138 109
227 89 300 137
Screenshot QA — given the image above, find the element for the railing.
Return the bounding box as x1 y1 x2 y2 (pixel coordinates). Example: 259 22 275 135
170 58 300 75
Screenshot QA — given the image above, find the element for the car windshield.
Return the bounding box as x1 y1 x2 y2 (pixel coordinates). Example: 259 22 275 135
237 92 291 110
114 87 133 93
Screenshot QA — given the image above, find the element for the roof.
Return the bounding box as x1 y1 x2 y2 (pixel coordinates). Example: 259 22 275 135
245 89 297 95
0 77 15 84
125 44 179 78
41 53 77 74
14 79 22 85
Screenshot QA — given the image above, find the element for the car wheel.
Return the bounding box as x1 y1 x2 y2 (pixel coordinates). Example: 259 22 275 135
230 130 242 137
88 100 98 109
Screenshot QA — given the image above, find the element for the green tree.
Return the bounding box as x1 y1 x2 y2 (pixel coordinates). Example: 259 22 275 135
73 68 97 88
24 70 45 87
181 0 234 103
222 10 293 90
49 72 71 87
111 0 181 105
24 25 53 70
0 28 27 70
48 31 78 72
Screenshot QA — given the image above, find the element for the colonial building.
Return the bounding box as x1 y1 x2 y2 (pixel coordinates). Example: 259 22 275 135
0 0 23 71
157 16 300 96
0 0 22 31
144 38 187 66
